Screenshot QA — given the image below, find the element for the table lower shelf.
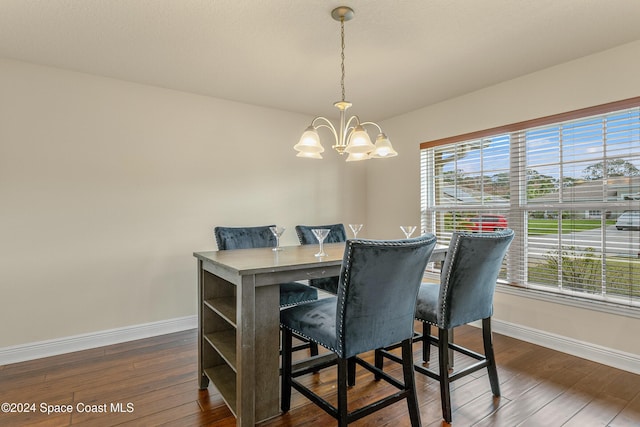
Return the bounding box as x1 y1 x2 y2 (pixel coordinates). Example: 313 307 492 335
204 365 237 417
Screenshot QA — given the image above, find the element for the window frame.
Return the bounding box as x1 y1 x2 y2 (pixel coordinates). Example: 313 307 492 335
420 97 640 316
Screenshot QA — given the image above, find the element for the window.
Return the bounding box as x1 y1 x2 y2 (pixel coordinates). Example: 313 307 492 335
421 98 640 307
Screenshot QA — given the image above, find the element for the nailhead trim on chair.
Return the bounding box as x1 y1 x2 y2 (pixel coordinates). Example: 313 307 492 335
336 240 354 356
337 237 438 357
279 297 318 307
426 230 513 327
283 237 436 357
281 234 436 426
439 233 460 324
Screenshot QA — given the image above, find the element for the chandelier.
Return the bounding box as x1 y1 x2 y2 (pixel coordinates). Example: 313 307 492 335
294 6 398 162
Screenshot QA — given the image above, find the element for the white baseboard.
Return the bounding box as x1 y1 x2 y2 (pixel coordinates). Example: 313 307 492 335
0 315 197 366
4 315 638 376
489 319 640 375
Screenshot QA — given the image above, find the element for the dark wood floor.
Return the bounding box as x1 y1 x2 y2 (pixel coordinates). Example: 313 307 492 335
1 325 639 426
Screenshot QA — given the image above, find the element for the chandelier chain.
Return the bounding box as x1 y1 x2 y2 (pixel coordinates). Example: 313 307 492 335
340 17 346 102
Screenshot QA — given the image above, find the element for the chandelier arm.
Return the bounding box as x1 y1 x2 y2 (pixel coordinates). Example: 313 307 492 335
359 121 383 133
311 116 340 145
342 115 362 142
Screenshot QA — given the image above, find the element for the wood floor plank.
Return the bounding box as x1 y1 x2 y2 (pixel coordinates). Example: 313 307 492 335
2 413 72 427
0 347 106 376
609 390 640 427
0 402 73 427
563 393 628 427
114 401 204 426
159 404 236 427
473 367 589 427
524 362 631 426
601 368 640 402
1 326 639 426
440 391 506 426
71 380 211 425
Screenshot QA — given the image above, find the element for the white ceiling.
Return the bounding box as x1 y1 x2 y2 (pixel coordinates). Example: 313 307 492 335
2 0 640 122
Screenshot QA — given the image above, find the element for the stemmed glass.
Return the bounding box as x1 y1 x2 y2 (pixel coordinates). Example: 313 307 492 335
348 223 363 238
269 226 285 251
311 228 330 257
400 225 417 238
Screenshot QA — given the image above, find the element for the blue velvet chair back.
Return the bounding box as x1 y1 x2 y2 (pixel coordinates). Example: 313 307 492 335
214 225 276 250
295 224 346 294
214 225 319 307
295 224 346 245
438 229 514 329
337 234 437 358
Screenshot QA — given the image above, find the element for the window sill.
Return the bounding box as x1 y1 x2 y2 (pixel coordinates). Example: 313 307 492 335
496 283 640 320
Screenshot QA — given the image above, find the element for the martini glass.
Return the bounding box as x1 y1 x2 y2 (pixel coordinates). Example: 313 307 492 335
269 226 285 251
311 228 330 257
348 223 363 238
400 225 417 238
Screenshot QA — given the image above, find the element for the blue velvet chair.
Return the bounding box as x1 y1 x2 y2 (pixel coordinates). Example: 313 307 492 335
295 223 346 294
214 225 319 306
280 234 437 427
376 229 514 422
214 225 319 355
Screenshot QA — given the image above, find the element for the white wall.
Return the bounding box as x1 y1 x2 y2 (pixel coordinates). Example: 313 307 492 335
367 40 640 358
0 58 366 348
3 38 640 365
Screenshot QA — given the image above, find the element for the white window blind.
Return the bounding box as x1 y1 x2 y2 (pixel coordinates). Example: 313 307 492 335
421 102 640 307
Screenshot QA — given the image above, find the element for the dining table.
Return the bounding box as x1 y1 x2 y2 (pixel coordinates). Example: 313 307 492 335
193 241 447 426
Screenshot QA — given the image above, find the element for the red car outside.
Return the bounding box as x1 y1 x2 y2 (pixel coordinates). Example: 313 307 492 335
466 214 508 232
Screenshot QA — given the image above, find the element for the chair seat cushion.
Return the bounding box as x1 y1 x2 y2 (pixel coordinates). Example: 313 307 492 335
280 297 338 353
415 282 439 325
309 277 339 294
279 282 319 307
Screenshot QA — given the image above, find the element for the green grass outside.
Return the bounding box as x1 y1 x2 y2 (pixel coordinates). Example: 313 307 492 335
444 215 638 299
526 220 638 298
528 219 616 235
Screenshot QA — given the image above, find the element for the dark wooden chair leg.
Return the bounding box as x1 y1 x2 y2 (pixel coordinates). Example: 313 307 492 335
310 341 321 374
402 339 422 427
483 317 500 396
337 357 349 427
374 349 383 379
281 329 293 412
422 321 431 363
448 327 454 369
347 357 356 386
438 327 452 423
310 342 319 357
